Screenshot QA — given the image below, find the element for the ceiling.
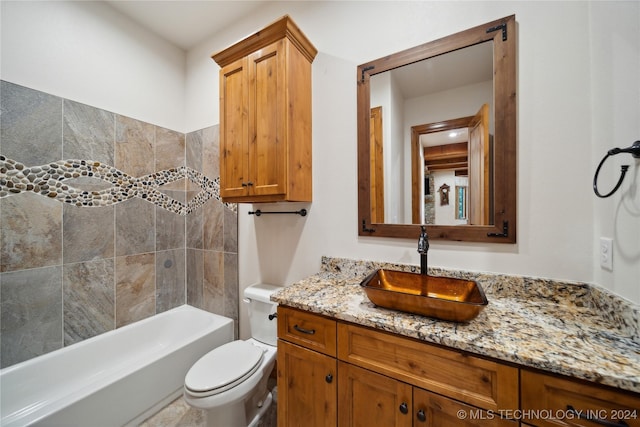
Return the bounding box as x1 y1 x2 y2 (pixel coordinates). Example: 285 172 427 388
105 1 272 50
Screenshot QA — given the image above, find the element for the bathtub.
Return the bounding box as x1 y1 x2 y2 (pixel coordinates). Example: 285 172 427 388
0 304 234 427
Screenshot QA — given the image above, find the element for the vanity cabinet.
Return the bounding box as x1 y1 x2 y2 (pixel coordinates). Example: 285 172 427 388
277 307 338 427
212 16 317 203
521 370 640 427
338 362 514 426
338 323 519 426
277 341 337 427
277 306 518 427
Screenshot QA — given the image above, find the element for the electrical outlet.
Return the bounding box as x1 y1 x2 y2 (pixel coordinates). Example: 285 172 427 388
600 237 613 271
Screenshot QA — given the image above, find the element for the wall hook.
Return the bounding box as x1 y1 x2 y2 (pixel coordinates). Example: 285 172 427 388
593 140 640 198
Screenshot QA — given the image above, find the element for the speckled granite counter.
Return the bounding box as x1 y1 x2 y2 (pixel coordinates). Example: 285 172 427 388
271 257 640 394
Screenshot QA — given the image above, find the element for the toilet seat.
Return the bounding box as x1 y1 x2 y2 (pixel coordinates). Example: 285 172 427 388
185 341 264 398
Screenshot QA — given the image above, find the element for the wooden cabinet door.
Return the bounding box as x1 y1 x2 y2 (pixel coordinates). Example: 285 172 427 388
338 361 413 427
521 370 640 427
247 39 287 197
214 16 314 203
337 323 519 412
413 387 516 427
277 340 337 427
219 56 249 198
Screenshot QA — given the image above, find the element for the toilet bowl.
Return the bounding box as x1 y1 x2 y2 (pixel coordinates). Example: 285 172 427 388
183 284 279 427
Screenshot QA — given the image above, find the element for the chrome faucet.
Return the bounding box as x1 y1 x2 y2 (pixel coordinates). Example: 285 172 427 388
417 226 429 275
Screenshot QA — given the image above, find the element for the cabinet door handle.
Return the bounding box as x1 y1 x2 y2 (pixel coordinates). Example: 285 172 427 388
293 324 316 335
325 374 333 383
416 409 427 422
246 181 254 186
566 405 629 427
399 402 409 415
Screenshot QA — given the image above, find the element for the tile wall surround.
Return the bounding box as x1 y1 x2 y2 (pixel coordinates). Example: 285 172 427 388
0 80 239 368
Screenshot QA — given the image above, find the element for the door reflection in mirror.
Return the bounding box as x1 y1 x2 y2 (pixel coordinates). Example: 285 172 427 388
369 41 493 226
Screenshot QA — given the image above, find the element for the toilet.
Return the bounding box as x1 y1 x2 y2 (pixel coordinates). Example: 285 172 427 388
184 284 280 427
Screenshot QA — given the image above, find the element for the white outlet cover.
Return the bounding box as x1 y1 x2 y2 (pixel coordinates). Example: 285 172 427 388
600 237 613 271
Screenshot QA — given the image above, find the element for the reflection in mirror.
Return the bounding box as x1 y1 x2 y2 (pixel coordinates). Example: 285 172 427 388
370 39 493 226
455 186 468 220
358 15 516 242
411 104 493 226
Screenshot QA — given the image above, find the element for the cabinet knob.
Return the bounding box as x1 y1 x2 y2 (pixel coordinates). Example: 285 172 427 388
416 409 427 422
399 402 408 415
325 374 333 384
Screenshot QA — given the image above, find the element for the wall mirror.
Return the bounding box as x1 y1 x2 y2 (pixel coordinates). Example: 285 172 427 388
358 15 516 243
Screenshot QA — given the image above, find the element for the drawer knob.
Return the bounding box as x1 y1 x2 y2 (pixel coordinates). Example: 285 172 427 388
566 405 629 427
293 324 316 335
399 402 408 415
416 409 427 422
325 374 333 384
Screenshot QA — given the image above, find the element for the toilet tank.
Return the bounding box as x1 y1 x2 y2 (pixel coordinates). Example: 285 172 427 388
243 284 280 346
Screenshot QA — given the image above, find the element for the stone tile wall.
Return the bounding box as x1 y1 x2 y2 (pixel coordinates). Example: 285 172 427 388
0 81 238 368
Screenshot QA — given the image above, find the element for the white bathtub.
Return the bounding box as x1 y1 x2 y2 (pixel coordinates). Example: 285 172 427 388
0 304 234 427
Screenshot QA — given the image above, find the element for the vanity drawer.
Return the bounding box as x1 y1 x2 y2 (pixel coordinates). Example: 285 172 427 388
277 306 337 357
337 322 519 413
521 370 640 427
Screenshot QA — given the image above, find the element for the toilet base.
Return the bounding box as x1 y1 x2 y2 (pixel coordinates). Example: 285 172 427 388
184 338 277 427
247 391 273 427
203 390 273 427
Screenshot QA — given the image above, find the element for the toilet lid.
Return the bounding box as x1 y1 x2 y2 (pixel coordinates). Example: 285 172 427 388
185 341 264 397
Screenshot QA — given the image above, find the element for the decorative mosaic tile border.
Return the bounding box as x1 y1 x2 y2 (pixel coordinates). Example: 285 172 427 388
0 156 236 215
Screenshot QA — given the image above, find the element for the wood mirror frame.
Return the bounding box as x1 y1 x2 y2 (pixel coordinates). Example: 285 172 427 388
357 15 516 243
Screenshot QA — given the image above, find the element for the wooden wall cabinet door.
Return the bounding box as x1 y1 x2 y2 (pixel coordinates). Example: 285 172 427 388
213 16 316 203
277 340 337 427
219 56 249 199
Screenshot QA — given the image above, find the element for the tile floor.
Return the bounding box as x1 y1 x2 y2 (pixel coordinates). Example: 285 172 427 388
140 380 277 427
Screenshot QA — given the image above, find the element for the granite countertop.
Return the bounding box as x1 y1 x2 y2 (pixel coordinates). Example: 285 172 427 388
271 257 640 394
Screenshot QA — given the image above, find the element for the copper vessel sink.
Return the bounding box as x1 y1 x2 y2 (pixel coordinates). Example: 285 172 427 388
360 269 488 322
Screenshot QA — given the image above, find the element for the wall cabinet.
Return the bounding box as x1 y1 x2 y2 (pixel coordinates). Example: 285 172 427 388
212 16 316 203
277 306 518 427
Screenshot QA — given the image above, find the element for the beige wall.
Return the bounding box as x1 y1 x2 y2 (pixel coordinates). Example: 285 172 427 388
2 2 637 347
181 1 639 339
